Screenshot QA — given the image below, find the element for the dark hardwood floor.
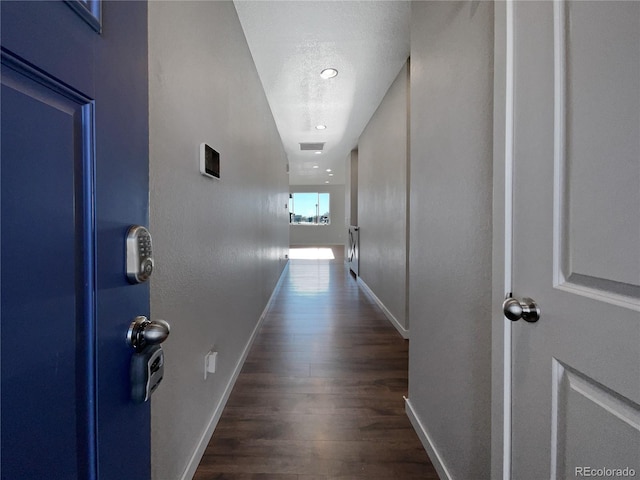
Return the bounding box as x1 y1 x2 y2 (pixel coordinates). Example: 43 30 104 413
194 246 439 480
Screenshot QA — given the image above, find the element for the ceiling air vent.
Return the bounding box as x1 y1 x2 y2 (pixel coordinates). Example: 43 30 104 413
299 142 325 151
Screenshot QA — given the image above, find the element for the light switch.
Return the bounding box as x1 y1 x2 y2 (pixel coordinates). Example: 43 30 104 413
204 351 218 379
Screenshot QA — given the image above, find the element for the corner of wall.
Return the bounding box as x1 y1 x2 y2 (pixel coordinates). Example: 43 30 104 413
405 398 454 480
357 276 409 339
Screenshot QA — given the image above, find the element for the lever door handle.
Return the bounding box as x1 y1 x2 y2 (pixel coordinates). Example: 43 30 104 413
502 294 540 323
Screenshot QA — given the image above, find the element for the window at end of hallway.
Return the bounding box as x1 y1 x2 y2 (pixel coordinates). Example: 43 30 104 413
289 192 330 225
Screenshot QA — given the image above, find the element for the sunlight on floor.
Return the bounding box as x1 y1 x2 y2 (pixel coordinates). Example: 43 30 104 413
289 247 336 260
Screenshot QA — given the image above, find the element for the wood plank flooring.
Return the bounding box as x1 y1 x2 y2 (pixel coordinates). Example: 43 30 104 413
194 247 439 480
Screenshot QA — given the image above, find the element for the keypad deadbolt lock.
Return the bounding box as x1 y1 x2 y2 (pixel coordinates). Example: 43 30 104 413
126 225 154 284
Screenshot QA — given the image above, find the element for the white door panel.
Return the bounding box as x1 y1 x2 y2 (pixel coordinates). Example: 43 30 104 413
560 1 640 296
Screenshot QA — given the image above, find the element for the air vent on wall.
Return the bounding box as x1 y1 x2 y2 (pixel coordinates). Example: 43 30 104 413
299 142 325 151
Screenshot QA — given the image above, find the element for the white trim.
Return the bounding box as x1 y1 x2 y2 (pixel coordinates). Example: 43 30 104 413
179 261 290 480
550 0 639 312
553 0 567 289
567 369 640 430
502 1 515 478
357 276 409 339
492 2 508 477
550 358 563 480
556 282 640 312
405 397 453 480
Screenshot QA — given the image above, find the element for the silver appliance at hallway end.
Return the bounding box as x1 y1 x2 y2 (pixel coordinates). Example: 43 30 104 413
348 225 359 276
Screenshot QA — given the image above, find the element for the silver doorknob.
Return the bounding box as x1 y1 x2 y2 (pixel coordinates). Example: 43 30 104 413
127 316 170 352
502 295 540 323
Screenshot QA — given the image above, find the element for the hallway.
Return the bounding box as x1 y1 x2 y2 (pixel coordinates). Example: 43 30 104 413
194 247 439 479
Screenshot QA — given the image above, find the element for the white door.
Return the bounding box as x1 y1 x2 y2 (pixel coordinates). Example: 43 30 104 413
506 1 640 478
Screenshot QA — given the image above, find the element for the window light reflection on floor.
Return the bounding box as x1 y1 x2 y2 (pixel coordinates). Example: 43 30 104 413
288 248 335 260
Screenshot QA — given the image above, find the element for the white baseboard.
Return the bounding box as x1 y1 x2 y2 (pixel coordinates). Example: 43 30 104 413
180 261 290 480
405 397 454 480
356 277 409 339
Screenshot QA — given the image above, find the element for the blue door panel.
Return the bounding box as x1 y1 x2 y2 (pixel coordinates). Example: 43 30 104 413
0 1 95 100
1 71 86 479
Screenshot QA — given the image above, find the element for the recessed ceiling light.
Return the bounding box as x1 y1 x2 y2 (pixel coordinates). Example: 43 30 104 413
328 173 334 176
320 68 338 79
326 168 332 172
315 125 327 130
325 181 330 184
314 151 322 155
313 165 319 168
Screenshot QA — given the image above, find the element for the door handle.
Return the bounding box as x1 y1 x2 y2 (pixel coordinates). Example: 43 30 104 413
502 294 540 323
127 316 170 352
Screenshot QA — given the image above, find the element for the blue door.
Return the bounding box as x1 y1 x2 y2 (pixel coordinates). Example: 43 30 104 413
1 1 150 478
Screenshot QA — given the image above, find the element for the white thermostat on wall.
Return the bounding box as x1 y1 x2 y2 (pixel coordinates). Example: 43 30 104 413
199 143 220 179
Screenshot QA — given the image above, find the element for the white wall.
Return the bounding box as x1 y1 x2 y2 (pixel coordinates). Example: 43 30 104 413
407 2 493 480
289 184 346 246
148 2 289 479
357 61 409 330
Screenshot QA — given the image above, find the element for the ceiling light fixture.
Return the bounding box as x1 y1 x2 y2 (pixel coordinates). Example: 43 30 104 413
315 125 327 130
320 68 338 79
326 168 332 172
314 151 322 155
329 173 334 176
325 181 330 184
313 165 319 169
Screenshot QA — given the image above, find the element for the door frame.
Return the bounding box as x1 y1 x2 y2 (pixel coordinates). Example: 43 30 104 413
491 1 513 479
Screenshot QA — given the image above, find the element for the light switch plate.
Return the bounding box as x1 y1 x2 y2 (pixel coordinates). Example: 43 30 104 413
204 350 218 379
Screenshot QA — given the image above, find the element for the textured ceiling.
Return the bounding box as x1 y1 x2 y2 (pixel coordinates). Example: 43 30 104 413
234 1 411 185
